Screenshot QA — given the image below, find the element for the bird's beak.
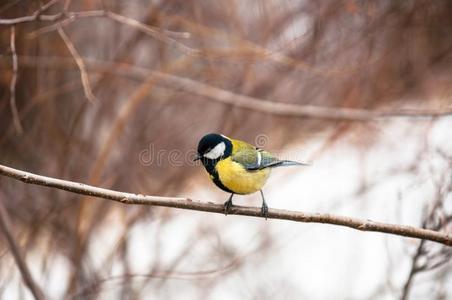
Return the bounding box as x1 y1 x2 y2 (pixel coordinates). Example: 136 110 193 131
193 154 201 161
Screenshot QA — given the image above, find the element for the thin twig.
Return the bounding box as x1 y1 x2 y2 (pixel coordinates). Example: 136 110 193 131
63 0 72 11
400 239 425 300
57 25 97 103
25 10 193 53
105 11 195 55
26 10 106 37
0 195 45 300
0 13 63 25
35 0 61 16
1 8 359 77
71 260 238 298
400 184 452 300
0 164 451 246
0 0 61 25
9 26 23 135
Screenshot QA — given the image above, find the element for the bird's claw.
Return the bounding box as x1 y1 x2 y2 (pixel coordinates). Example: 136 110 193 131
261 202 269 219
224 199 233 215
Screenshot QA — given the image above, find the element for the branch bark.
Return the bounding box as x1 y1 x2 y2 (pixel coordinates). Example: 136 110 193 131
0 164 451 246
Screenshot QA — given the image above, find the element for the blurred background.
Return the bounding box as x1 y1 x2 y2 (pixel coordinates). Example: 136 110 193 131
0 0 451 299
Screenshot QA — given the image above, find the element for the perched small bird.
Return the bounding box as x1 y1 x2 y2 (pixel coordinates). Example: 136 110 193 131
194 133 306 218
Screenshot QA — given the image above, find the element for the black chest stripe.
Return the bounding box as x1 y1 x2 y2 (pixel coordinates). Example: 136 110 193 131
203 159 234 193
211 173 234 193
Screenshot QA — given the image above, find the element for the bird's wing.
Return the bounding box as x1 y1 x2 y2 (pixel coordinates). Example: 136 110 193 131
230 138 307 170
230 144 283 170
230 139 260 170
252 150 308 169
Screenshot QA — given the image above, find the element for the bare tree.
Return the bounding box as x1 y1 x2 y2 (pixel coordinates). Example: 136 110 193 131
1 1 451 299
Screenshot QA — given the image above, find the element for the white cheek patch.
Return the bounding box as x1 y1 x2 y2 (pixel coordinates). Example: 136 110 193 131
204 142 226 160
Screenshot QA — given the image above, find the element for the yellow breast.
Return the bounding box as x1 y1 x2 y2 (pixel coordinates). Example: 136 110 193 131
215 157 270 194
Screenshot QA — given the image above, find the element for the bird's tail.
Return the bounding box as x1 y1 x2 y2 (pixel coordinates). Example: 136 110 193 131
271 160 309 168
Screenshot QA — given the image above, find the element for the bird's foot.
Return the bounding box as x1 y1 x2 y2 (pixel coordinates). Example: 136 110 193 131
224 198 233 215
261 202 269 219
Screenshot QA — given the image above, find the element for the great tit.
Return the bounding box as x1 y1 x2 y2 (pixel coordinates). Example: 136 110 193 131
194 133 306 218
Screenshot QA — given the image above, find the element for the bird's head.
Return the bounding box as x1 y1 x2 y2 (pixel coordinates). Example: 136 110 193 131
194 133 232 164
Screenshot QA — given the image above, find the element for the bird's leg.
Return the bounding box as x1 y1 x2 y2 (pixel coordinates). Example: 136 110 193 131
224 193 234 215
260 189 269 219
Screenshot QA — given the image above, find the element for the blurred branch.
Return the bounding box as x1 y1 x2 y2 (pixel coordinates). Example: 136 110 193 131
1 164 451 246
400 175 452 300
60 56 194 296
0 6 389 78
6 56 452 121
71 263 239 299
400 239 425 300
1 7 363 77
0 195 45 300
1 9 194 56
26 10 194 51
146 72 452 121
56 25 97 103
0 0 60 25
9 26 23 134
63 0 71 11
106 11 197 56
26 10 191 41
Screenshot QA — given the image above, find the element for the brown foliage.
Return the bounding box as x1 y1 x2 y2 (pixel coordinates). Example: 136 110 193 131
0 1 451 298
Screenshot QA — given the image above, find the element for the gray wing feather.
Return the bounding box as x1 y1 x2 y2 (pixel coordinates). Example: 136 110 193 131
232 149 307 170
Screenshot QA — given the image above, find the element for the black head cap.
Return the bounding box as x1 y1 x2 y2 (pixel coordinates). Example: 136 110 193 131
196 133 232 161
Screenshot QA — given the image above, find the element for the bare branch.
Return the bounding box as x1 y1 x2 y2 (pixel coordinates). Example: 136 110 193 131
0 13 63 25
9 26 23 135
34 0 61 15
57 25 97 103
105 12 196 56
400 239 425 300
63 0 72 11
25 10 194 54
7 56 452 122
400 175 452 300
0 164 451 246
0 0 61 25
0 195 45 300
26 11 106 37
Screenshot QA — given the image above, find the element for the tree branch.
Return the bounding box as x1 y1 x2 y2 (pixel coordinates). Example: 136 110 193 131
0 164 451 246
0 195 45 300
400 239 425 300
4 56 452 121
2 7 451 121
57 25 98 103
9 26 23 135
0 0 61 25
2 9 195 57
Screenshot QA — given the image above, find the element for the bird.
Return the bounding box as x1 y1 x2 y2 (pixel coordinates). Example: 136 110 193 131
194 133 306 218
